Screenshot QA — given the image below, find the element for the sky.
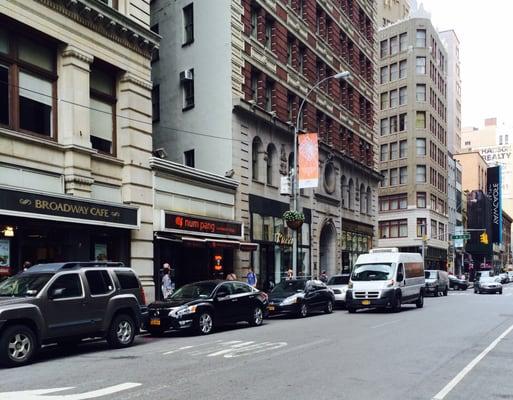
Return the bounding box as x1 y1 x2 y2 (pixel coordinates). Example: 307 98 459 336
419 0 512 129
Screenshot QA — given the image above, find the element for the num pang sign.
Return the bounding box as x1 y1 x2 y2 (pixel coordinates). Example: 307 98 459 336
164 212 243 239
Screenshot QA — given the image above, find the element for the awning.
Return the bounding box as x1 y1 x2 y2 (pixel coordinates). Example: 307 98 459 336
156 234 257 251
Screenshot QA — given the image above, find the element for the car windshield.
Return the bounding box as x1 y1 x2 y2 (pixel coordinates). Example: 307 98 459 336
480 277 496 283
168 282 217 300
0 273 54 297
271 280 306 296
351 264 393 281
327 276 350 285
425 270 438 279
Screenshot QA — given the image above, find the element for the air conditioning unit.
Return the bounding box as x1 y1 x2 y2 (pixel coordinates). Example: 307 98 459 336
179 69 194 81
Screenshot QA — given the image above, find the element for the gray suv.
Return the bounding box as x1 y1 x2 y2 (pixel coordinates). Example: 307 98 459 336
0 262 148 367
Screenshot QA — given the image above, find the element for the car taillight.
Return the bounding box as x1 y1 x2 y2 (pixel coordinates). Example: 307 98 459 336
140 286 147 305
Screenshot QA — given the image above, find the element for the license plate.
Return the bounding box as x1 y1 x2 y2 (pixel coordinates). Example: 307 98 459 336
268 305 275 311
150 318 161 326
362 300 371 305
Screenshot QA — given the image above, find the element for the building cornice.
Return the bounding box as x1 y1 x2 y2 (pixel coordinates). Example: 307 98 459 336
35 0 160 58
150 158 239 191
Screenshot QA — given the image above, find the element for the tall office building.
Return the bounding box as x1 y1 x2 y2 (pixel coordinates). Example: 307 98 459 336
377 13 449 269
376 0 410 28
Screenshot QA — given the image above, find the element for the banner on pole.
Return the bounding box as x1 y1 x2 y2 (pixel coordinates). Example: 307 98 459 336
298 133 319 189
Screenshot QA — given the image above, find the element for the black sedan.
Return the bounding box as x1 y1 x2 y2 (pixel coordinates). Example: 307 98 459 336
267 279 335 318
147 280 268 335
449 274 468 290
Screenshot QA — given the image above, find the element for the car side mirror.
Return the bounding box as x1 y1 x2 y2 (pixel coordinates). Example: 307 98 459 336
49 287 65 299
397 273 404 282
216 290 229 299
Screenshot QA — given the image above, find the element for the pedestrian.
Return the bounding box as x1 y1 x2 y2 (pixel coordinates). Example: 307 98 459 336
247 268 257 287
286 267 293 280
161 263 174 299
22 261 31 272
320 270 328 283
226 272 237 281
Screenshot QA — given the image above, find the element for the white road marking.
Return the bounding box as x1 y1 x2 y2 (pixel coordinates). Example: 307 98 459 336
432 322 513 400
0 383 141 400
163 340 224 355
206 342 256 357
371 319 401 329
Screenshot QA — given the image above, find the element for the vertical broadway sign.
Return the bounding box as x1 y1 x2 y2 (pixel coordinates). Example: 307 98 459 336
487 166 502 244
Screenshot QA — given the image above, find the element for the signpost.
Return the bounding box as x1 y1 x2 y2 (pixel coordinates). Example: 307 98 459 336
451 234 470 240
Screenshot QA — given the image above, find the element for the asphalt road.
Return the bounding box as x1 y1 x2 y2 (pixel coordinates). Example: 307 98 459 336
2 285 513 400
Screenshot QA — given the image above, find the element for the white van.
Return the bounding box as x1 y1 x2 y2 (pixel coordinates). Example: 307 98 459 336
345 248 425 313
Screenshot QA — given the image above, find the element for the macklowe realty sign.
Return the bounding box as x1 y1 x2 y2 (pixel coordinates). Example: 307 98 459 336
487 166 502 244
479 145 513 198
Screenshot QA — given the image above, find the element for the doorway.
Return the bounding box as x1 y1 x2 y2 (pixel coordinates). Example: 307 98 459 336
319 222 336 276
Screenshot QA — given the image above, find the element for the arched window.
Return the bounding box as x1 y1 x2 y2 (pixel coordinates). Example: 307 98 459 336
366 187 372 215
360 184 366 213
267 144 277 185
341 175 348 208
252 137 263 181
348 179 354 210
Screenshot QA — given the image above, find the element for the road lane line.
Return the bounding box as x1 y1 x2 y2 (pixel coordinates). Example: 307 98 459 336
371 319 401 329
432 322 513 400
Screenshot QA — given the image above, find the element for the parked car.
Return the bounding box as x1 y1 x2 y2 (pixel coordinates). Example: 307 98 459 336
448 274 469 290
498 273 509 284
474 276 502 294
425 270 450 297
0 262 147 368
267 279 335 317
345 248 425 313
327 274 350 308
508 271 513 282
475 270 493 281
147 280 268 336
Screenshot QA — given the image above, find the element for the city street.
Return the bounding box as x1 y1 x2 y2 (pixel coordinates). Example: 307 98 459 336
2 286 513 400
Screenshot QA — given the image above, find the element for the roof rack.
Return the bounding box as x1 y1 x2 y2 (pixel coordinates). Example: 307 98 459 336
60 261 126 270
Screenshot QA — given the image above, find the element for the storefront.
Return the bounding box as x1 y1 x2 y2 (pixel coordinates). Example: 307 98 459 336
340 219 374 273
249 195 311 289
0 185 139 275
154 211 256 295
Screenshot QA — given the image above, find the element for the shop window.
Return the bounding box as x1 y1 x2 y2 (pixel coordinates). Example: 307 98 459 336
115 270 139 289
85 270 113 295
90 66 116 154
49 274 83 299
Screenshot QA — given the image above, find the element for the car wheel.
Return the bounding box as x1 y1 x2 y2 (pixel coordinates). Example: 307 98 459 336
391 294 401 313
443 287 448 296
107 314 136 348
249 306 264 327
347 306 356 313
324 300 334 314
499 290 503 295
147 327 166 337
434 286 440 297
195 312 214 335
416 292 424 308
0 325 37 368
298 303 308 318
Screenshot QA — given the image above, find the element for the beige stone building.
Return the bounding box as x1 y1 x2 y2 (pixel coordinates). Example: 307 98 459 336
0 1 159 299
377 15 449 269
377 0 410 27
453 152 488 193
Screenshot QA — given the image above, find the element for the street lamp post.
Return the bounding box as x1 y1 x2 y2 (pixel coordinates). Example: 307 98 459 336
291 71 350 278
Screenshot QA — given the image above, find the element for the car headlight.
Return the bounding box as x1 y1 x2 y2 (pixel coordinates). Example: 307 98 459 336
280 295 301 306
169 305 197 317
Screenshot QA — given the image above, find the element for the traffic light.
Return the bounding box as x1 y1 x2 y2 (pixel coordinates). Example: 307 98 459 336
480 232 489 244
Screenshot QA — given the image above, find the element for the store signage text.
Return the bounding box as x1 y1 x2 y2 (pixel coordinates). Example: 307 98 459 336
480 146 512 162
274 232 293 245
33 200 111 218
487 166 502 244
164 212 242 239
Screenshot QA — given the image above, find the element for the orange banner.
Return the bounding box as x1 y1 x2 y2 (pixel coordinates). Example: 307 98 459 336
298 133 319 189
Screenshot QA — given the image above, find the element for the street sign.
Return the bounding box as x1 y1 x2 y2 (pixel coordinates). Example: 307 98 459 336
451 234 470 240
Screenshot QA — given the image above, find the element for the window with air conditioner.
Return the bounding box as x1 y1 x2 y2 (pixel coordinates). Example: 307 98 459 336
181 69 195 110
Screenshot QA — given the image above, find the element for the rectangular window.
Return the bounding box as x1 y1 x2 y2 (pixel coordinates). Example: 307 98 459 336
380 118 389 136
381 170 388 187
390 168 398 185
416 111 426 129
416 165 426 182
152 85 160 122
430 194 437 210
399 60 407 78
416 192 426 208
380 92 388 110
0 64 7 125
19 72 53 137
379 194 407 212
399 166 407 184
287 36 293 65
416 138 426 156
399 86 407 105
399 32 407 51
90 66 116 154
265 81 273 112
416 84 426 101
379 219 408 238
265 18 273 50
390 63 398 81
390 142 398 160
438 223 445 241
86 270 113 295
380 40 388 58
390 116 398 133
416 29 426 48
380 66 388 84
417 218 426 237
431 219 437 239
251 72 258 102
299 47 306 74
380 144 388 161
250 6 258 38
183 3 194 45
399 140 407 158
389 89 398 107
184 149 195 168
390 36 398 55
416 57 426 74
399 113 407 131
181 68 195 109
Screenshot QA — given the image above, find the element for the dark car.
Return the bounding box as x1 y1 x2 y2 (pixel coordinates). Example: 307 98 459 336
448 274 468 290
146 280 268 336
0 262 147 368
267 279 335 318
474 276 502 294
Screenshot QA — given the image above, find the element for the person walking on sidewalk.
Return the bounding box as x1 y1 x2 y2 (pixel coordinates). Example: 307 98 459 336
161 263 174 299
247 268 257 287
